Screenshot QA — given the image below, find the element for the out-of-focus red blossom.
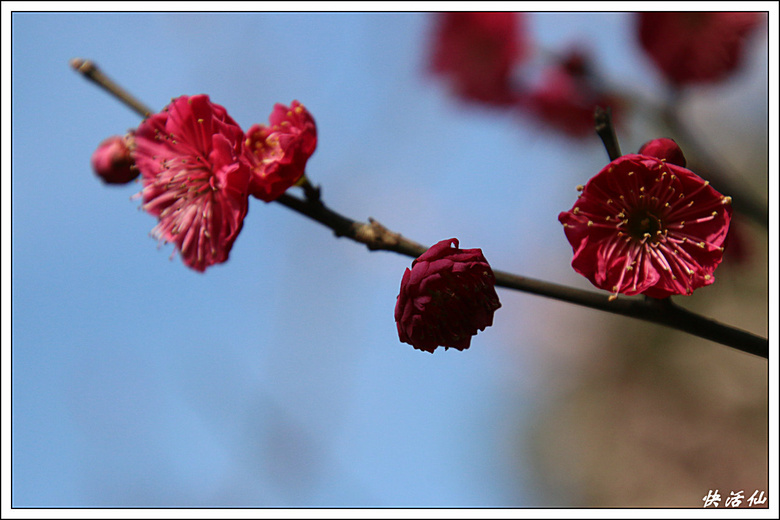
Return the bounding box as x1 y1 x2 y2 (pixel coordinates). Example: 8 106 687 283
430 12 526 105
521 49 620 137
133 94 251 272
91 134 139 184
244 100 317 202
721 215 751 266
638 12 763 86
394 238 501 353
638 137 687 168
559 154 732 299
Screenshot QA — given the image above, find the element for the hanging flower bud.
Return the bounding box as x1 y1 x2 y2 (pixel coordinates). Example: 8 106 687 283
394 238 501 353
91 134 138 184
638 137 687 168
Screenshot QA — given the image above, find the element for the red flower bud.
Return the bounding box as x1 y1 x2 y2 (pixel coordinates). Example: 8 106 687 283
638 138 686 168
394 238 501 353
91 135 138 184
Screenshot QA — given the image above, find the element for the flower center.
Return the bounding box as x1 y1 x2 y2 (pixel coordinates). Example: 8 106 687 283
626 209 664 242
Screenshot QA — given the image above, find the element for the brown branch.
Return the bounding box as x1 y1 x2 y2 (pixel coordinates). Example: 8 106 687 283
274 192 429 257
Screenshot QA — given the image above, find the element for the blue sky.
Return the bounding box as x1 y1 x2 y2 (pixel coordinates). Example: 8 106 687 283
7 9 773 510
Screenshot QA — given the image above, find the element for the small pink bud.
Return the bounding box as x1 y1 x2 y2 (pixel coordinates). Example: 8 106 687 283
91 135 138 184
638 137 687 167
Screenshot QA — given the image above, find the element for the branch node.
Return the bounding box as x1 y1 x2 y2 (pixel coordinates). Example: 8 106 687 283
356 218 400 251
298 175 322 204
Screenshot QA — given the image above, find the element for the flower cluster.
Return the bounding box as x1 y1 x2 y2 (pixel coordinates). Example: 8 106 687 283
428 12 762 137
395 238 501 353
87 12 750 354
559 139 732 299
94 95 317 271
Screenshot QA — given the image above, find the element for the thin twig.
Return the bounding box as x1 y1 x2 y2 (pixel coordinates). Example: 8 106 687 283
71 58 153 118
275 193 429 257
594 106 622 161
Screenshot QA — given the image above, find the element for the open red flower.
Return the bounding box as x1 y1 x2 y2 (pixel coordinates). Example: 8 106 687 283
521 49 620 137
558 153 732 299
244 100 317 202
133 95 251 272
637 12 763 86
429 12 526 105
91 134 139 184
395 238 501 353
